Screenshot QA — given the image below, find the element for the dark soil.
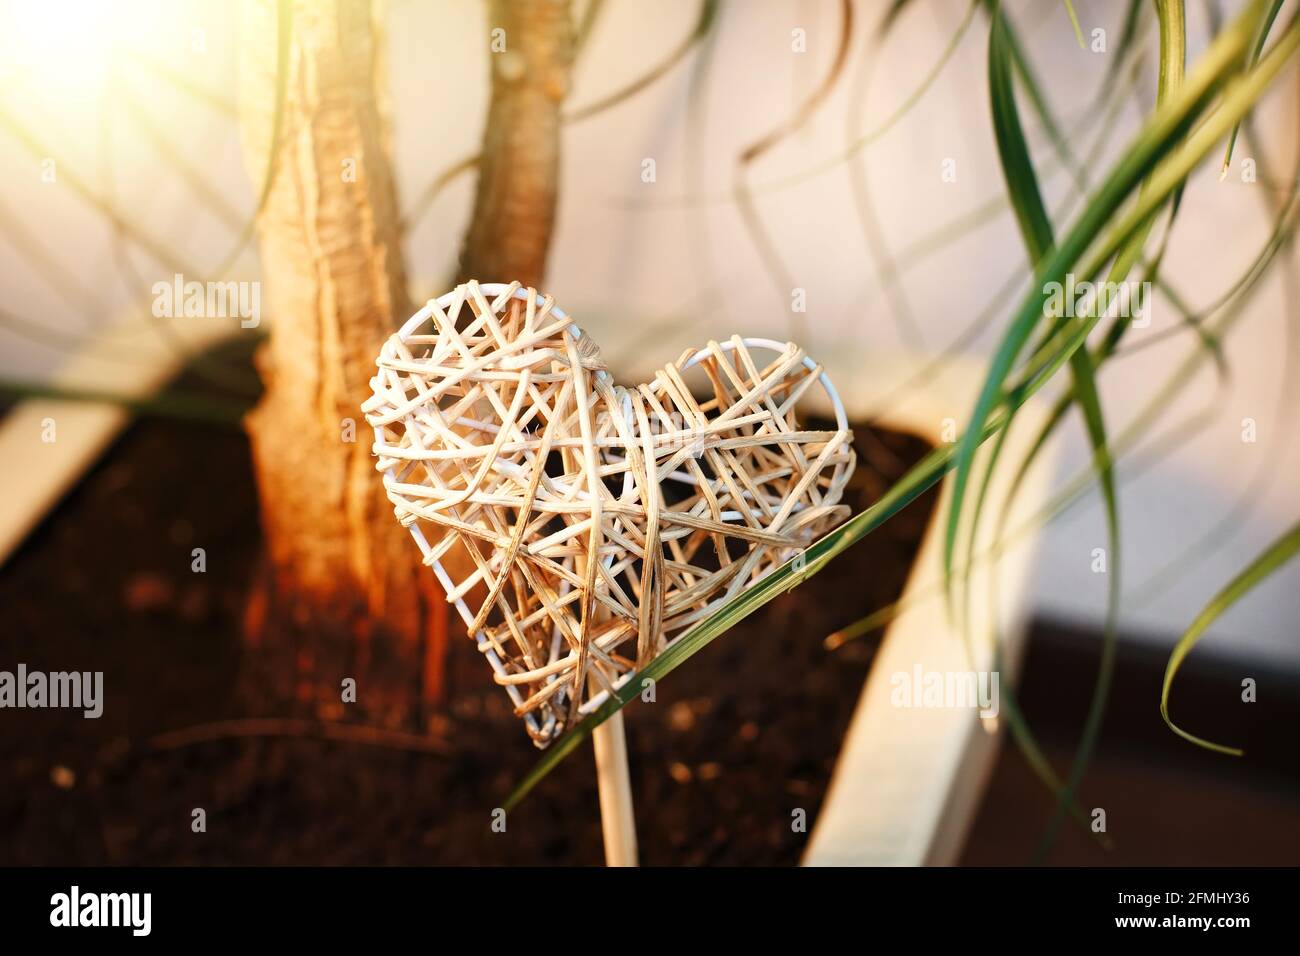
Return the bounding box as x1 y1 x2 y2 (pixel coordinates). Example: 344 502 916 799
0 354 935 866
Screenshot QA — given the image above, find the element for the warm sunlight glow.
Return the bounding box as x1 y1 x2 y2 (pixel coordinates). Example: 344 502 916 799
0 0 120 105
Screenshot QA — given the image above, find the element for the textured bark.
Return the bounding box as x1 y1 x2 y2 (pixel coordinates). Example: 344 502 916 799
238 0 449 726
456 0 575 288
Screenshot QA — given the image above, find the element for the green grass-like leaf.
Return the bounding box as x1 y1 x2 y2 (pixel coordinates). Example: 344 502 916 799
1221 0 1285 179
987 4 1122 861
1161 520 1300 756
1062 0 1086 50
1032 0 1187 864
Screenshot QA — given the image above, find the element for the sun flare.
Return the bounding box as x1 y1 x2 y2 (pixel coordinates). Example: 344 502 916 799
0 0 132 107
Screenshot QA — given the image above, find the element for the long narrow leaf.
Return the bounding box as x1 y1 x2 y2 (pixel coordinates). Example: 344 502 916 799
1221 0 1285 178
1033 0 1187 863
1161 521 1300 755
1062 0 1086 49
988 6 1121 864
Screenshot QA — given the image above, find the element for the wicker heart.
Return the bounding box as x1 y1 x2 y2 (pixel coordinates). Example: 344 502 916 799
364 282 855 746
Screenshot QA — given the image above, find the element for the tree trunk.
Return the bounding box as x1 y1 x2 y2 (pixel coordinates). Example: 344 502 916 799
238 0 449 727
457 0 575 288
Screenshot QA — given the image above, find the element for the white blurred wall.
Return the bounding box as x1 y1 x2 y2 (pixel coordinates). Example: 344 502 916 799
1 0 1297 670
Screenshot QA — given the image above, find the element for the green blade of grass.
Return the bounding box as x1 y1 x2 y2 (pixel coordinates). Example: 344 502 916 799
1097 0 1147 106
1062 0 1086 49
1161 520 1300 756
988 0 1077 183
987 6 1121 863
1221 0 1284 178
1030 0 1185 864
988 8 1056 259
970 6 1058 647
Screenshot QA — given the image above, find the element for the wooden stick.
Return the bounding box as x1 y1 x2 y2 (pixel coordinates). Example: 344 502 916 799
591 700 638 867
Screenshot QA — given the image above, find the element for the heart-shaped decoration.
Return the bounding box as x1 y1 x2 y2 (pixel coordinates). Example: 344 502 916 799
364 281 856 746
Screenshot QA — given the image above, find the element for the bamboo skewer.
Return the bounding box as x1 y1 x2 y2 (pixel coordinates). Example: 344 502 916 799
590 675 638 866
